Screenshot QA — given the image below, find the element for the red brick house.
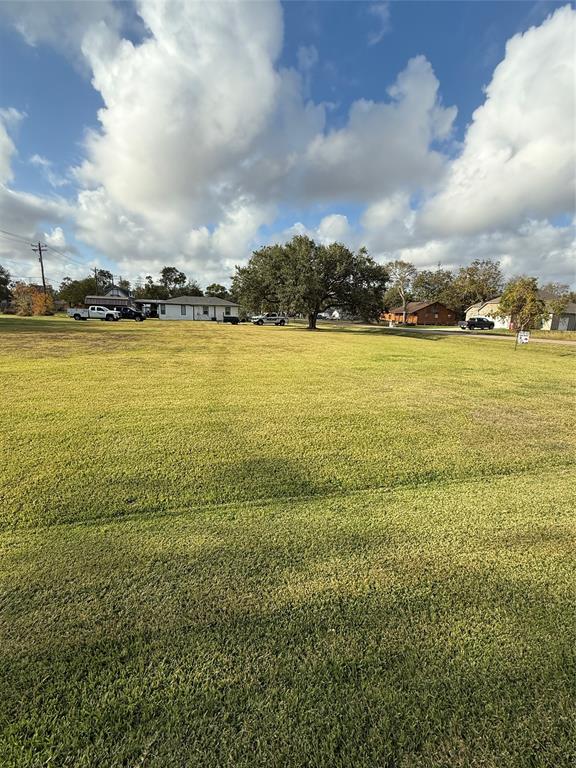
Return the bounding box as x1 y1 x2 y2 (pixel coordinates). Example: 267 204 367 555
382 301 455 326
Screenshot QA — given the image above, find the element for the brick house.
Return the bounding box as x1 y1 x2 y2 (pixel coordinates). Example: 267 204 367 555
382 301 456 326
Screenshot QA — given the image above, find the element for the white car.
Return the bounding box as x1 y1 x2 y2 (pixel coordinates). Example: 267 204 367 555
251 312 288 326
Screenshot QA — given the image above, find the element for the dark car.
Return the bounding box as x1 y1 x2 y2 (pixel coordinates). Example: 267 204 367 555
117 306 145 321
463 316 495 330
222 315 240 325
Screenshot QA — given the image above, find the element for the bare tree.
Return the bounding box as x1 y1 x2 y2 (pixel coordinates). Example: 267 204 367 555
386 260 417 323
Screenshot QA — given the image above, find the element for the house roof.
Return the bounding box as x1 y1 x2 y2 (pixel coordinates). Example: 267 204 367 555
466 296 576 315
105 285 130 297
135 295 238 307
465 297 502 312
388 301 449 314
85 295 132 303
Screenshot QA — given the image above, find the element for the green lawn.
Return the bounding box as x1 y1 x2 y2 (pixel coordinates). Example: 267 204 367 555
1 315 575 767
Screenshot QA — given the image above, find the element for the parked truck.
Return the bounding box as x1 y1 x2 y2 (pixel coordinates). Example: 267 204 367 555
67 305 121 321
251 312 288 326
458 316 495 331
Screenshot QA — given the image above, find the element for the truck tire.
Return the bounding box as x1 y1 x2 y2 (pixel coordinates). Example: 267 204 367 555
256 319 264 326
105 314 113 321
278 319 285 326
73 313 81 321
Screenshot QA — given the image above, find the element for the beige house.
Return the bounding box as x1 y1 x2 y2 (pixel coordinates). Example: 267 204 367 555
465 297 509 328
465 296 576 331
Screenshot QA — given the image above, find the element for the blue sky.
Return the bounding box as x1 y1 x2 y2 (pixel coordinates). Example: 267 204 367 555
0 0 574 287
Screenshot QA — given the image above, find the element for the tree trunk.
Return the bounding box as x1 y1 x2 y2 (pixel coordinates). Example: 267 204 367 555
307 312 318 329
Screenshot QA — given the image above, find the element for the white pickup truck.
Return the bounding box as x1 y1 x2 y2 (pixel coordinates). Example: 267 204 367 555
67 305 121 322
251 312 288 326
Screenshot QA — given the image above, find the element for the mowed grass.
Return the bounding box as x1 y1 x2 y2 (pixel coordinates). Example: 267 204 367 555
1 316 575 767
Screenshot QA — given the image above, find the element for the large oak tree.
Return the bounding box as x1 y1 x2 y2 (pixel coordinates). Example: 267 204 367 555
232 235 388 329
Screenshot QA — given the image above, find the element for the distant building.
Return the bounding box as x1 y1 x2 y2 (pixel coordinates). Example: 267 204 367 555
134 295 239 321
465 296 576 331
541 302 576 331
465 297 508 328
382 301 455 326
84 286 133 308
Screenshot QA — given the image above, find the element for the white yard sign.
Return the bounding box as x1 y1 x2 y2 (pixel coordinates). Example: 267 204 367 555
517 331 530 344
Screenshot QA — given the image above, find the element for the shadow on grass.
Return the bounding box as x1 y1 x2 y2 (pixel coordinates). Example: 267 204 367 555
0 315 115 335
207 456 343 504
301 324 446 341
2 531 573 768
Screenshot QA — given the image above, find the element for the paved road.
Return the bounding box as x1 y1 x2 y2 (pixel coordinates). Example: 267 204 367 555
390 328 576 346
321 322 576 346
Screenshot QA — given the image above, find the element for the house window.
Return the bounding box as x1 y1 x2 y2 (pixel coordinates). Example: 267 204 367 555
203 306 209 315
181 305 187 316
160 304 166 315
224 306 231 316
434 313 439 319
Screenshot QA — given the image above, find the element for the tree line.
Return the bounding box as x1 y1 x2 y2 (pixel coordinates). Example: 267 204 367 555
0 263 232 316
231 236 574 329
1 236 573 327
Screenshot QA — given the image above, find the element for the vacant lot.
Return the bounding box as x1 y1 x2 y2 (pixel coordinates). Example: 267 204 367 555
1 316 575 767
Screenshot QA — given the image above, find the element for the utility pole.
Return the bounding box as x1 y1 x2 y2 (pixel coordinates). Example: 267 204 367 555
31 242 47 295
94 267 99 294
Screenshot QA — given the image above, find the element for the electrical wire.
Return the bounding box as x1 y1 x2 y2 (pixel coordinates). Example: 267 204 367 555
0 228 35 245
0 227 90 269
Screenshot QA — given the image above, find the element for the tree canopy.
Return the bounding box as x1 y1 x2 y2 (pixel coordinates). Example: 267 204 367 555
0 265 11 303
412 266 455 307
232 235 388 329
446 259 504 315
498 277 548 331
539 282 570 317
11 282 54 316
383 260 417 320
57 270 117 306
58 277 98 306
134 268 203 299
205 283 231 300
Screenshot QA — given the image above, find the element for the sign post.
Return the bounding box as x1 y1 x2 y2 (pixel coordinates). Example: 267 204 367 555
515 330 530 350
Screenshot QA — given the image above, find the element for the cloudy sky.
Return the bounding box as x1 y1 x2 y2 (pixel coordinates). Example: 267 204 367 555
0 0 574 288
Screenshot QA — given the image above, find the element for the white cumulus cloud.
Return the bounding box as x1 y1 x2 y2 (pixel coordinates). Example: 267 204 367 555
1 0 574 287
420 5 576 237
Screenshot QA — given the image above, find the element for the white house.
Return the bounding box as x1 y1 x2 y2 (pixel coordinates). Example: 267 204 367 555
135 295 239 321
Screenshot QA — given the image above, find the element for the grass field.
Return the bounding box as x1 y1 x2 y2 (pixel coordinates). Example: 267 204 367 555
1 315 575 767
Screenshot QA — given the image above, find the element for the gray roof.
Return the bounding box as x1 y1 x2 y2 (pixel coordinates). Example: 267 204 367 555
556 301 576 315
466 296 576 315
85 295 132 304
135 295 238 307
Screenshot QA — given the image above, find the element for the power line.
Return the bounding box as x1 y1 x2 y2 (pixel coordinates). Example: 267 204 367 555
0 232 33 247
0 228 33 244
0 227 89 268
44 244 88 268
